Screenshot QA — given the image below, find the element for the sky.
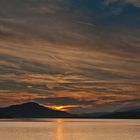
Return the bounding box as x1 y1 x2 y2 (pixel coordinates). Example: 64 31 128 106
0 0 140 113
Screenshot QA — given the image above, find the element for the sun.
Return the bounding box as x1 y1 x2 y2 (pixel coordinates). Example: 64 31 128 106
52 106 66 111
50 105 76 111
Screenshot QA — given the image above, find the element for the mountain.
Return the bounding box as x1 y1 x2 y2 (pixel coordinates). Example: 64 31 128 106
0 102 73 118
100 108 140 119
0 113 11 118
76 106 140 119
115 106 140 112
76 112 110 118
0 102 140 118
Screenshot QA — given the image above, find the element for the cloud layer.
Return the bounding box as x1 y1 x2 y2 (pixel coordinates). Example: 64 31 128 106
0 0 140 113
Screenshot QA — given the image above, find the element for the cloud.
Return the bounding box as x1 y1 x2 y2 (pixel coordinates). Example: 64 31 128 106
34 97 95 106
105 0 140 7
0 0 140 113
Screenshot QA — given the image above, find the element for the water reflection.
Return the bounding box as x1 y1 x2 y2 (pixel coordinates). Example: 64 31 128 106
56 119 63 140
0 119 140 140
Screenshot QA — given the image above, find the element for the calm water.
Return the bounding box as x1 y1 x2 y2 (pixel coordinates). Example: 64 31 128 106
0 119 140 140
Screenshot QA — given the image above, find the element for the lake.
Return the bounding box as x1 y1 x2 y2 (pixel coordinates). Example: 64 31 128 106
0 119 140 140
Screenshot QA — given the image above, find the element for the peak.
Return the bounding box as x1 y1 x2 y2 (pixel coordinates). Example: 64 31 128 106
19 102 45 107
1 102 72 118
8 102 41 108
21 102 39 106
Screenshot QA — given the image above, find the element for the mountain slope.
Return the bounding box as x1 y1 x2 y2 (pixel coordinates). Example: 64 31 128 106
0 102 73 118
116 106 140 113
101 108 140 119
0 102 140 118
0 113 11 118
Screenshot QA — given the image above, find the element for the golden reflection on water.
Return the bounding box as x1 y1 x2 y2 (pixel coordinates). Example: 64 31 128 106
0 119 140 140
56 119 63 140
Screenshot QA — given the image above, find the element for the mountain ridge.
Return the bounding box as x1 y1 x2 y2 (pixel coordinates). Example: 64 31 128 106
0 102 140 119
0 102 73 118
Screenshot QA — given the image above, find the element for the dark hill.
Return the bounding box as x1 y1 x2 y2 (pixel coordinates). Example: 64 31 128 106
0 102 73 118
0 113 11 118
0 102 140 119
100 108 140 119
75 107 140 119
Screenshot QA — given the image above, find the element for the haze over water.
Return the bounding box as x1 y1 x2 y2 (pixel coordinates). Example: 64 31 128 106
0 119 140 140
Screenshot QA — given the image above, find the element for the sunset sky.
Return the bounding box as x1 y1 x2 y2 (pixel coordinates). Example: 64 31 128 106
0 0 140 113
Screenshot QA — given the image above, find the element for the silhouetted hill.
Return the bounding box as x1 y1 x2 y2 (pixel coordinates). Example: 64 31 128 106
76 107 140 119
100 108 140 119
0 113 11 118
76 112 110 118
0 102 73 118
0 102 140 119
116 106 140 113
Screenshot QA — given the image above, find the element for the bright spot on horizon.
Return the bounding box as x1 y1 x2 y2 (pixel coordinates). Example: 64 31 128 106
51 106 67 111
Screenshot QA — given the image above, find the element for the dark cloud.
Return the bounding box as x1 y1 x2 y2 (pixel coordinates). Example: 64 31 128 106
34 97 96 106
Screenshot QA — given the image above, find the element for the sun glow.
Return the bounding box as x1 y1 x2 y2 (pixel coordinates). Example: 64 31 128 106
49 105 81 111
51 106 67 111
50 105 78 111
